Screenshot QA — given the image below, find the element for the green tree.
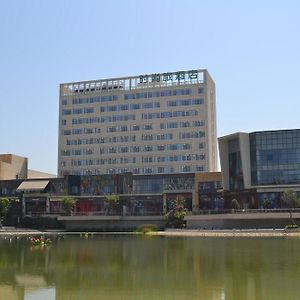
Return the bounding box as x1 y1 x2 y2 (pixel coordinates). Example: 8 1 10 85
262 198 271 210
62 197 76 216
0 198 11 226
104 195 120 215
165 196 187 228
281 189 300 225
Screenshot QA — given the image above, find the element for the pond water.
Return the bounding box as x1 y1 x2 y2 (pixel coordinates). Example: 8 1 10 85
0 234 300 300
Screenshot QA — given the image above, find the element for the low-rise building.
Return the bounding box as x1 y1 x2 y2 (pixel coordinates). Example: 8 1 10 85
219 129 300 208
0 172 223 218
0 154 28 180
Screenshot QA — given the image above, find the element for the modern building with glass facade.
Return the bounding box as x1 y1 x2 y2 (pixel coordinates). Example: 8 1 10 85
219 129 300 208
58 69 217 176
0 171 222 230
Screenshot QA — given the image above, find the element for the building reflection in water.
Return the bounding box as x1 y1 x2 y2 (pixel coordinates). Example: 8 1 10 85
0 236 300 299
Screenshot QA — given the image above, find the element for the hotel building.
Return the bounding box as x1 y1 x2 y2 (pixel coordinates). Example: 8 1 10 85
58 69 217 176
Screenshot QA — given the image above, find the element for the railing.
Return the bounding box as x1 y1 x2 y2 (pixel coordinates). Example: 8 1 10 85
25 211 164 217
191 208 300 215
25 208 300 218
70 211 164 217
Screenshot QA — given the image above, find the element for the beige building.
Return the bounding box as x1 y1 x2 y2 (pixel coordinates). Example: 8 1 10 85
58 69 217 176
0 154 28 180
0 154 56 180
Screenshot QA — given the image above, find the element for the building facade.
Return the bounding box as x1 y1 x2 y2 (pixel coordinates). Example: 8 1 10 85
219 129 300 208
0 154 28 180
0 172 223 221
58 69 217 176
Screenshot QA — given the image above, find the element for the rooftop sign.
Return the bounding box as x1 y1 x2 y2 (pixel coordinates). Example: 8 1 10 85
139 70 199 84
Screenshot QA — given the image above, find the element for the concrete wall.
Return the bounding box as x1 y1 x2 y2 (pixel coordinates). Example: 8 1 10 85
218 132 251 190
205 71 218 172
239 133 251 189
186 213 300 229
58 215 165 231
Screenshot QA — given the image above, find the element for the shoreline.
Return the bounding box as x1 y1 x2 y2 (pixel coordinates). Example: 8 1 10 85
147 229 300 238
1 227 300 237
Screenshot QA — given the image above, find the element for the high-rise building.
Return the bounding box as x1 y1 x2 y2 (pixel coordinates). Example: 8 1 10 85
58 69 217 176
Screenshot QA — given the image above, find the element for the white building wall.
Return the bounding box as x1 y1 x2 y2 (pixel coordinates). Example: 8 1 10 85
58 69 217 176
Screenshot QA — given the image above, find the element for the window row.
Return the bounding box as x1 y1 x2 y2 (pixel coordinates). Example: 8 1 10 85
253 149 300 166
63 128 101 135
179 131 205 139
63 108 95 115
63 128 205 140
64 98 203 116
70 95 119 105
70 114 136 125
254 169 300 185
107 165 204 175
142 110 198 120
99 143 193 153
62 87 205 106
156 154 205 162
167 98 204 107
60 165 205 175
72 157 137 166
124 88 191 100
62 149 94 156
100 102 160 112
66 135 137 145
160 120 205 129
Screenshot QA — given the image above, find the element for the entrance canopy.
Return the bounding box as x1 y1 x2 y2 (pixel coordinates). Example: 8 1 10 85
17 180 49 192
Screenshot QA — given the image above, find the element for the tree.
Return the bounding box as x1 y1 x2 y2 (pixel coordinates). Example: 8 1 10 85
0 198 11 226
104 195 120 215
62 197 76 216
281 190 300 225
165 196 187 228
262 198 271 210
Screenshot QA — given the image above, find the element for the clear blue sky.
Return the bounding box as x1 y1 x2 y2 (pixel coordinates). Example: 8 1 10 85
0 0 299 175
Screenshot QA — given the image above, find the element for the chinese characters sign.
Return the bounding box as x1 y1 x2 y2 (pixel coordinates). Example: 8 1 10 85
139 70 199 84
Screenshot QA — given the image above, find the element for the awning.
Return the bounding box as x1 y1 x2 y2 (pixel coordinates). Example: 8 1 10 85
17 180 49 192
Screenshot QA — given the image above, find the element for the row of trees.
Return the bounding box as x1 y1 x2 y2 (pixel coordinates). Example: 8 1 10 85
61 195 121 216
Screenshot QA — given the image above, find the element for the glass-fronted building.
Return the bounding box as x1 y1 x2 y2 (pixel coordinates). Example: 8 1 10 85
219 129 300 208
250 130 300 185
1 172 222 217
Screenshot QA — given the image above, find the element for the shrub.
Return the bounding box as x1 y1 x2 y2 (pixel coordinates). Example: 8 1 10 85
0 198 11 224
135 224 160 234
104 195 120 214
62 197 76 216
262 199 271 209
165 196 187 228
281 189 300 225
285 224 299 230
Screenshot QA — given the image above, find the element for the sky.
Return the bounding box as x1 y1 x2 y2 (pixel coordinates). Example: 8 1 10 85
0 0 299 175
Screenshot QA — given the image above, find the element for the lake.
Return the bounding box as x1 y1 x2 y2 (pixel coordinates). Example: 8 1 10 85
0 234 299 299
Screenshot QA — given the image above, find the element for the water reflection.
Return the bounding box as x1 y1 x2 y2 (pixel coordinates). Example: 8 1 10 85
0 235 300 299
